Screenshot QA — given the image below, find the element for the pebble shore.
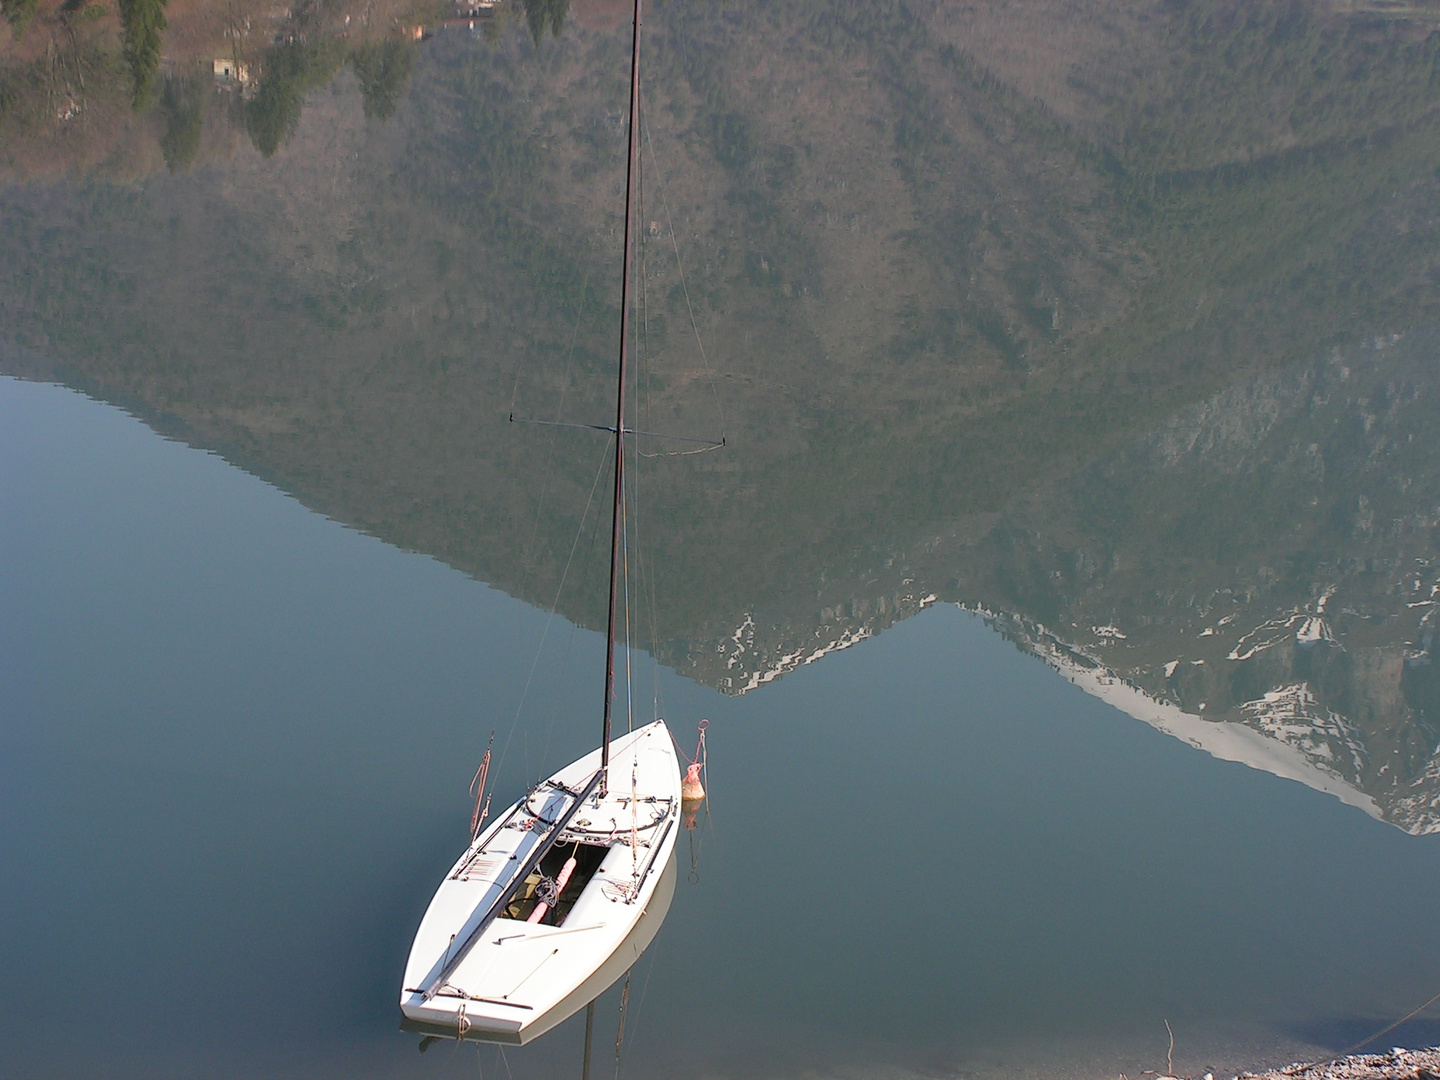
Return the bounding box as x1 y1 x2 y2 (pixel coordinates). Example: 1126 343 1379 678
1229 1047 1440 1080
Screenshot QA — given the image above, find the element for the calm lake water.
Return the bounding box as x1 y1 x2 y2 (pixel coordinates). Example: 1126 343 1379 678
6 373 1440 1080
7 0 1440 1076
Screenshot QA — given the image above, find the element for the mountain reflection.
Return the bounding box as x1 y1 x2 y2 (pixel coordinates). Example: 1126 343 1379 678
4 0 1440 829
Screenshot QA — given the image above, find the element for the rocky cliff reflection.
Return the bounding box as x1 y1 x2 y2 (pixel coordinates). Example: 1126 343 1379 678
4 0 1440 831
930 335 1440 835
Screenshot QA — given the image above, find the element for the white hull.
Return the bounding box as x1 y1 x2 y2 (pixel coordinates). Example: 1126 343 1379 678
400 721 680 1044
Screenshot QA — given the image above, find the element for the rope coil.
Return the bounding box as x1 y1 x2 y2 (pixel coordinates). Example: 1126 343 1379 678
534 876 561 907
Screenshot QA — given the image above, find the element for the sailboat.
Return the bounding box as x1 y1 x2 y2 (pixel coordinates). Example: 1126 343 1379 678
398 0 682 1046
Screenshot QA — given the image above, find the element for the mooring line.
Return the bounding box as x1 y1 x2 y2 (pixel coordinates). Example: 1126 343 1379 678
1328 985 1440 1063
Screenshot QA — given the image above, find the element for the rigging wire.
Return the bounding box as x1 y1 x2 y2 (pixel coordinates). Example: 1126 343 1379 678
495 261 596 780
631 80 676 726
622 936 663 1066
623 70 664 736
468 733 495 840
539 455 614 770
505 267 593 706
623 480 634 738
495 439 614 780
637 81 652 456
613 968 632 1080
622 117 637 746
514 269 593 597
632 79 662 727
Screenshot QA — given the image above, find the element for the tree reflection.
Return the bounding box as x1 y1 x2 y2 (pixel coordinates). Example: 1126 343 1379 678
246 40 345 157
522 0 569 44
159 74 205 171
351 40 417 121
117 0 166 109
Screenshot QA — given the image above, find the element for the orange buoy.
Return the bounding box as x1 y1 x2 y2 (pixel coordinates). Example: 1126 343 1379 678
682 800 701 831
680 761 705 802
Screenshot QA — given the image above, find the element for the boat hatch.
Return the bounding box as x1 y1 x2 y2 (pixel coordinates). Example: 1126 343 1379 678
502 842 609 926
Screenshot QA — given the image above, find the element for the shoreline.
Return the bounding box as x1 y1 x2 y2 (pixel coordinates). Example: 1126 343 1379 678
1227 1046 1440 1080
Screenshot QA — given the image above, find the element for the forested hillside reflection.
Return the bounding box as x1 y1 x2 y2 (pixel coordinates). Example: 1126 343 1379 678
0 0 573 167
5 0 1440 828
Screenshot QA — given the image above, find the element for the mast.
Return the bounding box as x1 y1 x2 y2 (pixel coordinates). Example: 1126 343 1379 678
602 0 643 781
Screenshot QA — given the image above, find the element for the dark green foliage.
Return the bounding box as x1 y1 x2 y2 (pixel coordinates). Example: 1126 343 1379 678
158 75 205 172
521 0 568 44
117 0 167 110
351 40 417 121
246 40 346 157
1 0 39 33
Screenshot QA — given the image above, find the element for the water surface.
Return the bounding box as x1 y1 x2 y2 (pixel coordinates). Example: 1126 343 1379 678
6 376 1440 1080
7 0 1440 1075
